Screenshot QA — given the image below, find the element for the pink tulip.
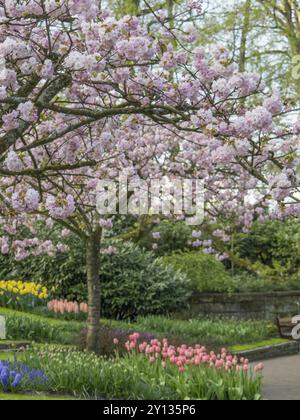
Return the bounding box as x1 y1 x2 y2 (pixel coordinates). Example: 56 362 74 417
129 341 136 350
215 360 224 369
254 363 264 372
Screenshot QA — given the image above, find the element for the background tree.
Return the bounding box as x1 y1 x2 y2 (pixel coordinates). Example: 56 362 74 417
198 0 300 99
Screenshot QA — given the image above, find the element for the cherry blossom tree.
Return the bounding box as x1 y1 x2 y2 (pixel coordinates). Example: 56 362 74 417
0 0 299 351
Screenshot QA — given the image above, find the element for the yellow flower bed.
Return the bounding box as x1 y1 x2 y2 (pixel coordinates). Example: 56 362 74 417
0 280 48 310
0 280 48 300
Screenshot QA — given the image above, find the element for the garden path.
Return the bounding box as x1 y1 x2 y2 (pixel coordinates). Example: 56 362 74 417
262 354 300 400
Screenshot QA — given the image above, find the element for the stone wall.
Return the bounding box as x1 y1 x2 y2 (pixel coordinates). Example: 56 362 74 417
186 291 300 320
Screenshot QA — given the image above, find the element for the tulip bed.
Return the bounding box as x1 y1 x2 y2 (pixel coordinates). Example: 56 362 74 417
21 337 263 400
0 308 275 400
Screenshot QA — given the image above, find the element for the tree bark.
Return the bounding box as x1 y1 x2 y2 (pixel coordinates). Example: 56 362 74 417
239 0 251 73
86 229 101 352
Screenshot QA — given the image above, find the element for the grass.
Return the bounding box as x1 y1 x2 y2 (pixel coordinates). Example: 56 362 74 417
230 338 289 353
125 316 277 347
0 307 82 327
0 307 278 349
0 307 82 344
0 340 30 345
0 350 26 361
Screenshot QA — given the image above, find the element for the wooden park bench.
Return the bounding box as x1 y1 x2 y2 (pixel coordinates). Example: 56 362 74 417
277 317 300 340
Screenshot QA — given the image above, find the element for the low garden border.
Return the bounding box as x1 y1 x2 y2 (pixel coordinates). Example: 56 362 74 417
233 341 299 362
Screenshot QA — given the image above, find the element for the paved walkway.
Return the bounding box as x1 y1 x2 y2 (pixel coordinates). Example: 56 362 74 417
262 355 300 400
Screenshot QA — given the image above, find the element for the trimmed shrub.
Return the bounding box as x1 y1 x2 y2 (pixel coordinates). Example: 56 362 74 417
162 251 232 292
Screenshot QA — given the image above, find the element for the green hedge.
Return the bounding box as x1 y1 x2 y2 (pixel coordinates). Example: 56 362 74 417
162 251 232 292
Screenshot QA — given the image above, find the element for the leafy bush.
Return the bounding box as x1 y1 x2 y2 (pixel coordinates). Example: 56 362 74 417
138 221 193 256
162 251 232 292
0 235 86 300
235 219 300 281
100 242 191 320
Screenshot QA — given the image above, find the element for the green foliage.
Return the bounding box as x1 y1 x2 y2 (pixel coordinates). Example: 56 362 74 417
0 237 190 320
110 0 140 17
0 235 86 299
100 242 191 320
134 316 276 347
24 344 263 400
139 220 192 256
235 220 300 283
0 308 81 344
228 273 300 292
162 251 232 292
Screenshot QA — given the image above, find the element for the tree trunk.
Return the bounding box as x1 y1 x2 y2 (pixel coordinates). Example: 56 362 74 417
86 229 101 352
239 0 251 73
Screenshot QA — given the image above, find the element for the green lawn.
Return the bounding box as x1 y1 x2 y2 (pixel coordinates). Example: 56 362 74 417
0 306 278 348
230 338 289 353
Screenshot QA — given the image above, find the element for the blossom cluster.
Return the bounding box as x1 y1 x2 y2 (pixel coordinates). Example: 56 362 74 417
45 194 76 219
0 0 298 262
12 239 68 261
